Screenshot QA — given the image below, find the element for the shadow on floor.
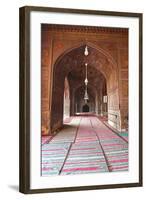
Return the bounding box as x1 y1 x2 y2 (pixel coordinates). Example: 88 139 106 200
8 185 19 192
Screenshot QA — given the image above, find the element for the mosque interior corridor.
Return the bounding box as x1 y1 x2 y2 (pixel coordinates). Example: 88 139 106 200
41 24 128 176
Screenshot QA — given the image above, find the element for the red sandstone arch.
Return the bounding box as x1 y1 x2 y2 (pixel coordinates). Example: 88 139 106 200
41 25 128 135
53 42 117 71
50 44 119 132
52 43 117 81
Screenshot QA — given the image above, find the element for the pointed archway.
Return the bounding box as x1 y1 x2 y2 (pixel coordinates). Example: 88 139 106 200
82 104 89 112
41 25 128 136
50 44 118 133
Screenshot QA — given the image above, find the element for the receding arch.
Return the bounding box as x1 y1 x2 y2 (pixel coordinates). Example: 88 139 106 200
53 42 117 71
52 43 117 83
50 43 118 132
74 84 96 114
82 104 90 112
41 24 128 135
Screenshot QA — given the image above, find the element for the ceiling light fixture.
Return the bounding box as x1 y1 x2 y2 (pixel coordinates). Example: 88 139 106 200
84 63 89 103
84 45 89 56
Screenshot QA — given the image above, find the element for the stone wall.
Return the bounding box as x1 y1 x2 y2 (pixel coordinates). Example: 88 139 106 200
41 24 128 135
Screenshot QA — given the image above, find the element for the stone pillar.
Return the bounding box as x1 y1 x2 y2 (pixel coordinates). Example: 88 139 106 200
41 31 53 135
117 46 128 131
107 71 121 130
63 78 70 119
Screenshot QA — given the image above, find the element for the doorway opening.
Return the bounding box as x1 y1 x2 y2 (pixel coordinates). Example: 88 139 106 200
82 104 89 112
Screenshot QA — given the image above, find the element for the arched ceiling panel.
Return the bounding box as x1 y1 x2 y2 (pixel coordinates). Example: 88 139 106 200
54 45 115 80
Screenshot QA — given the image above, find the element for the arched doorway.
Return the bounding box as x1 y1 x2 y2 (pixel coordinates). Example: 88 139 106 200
50 44 119 133
82 104 89 112
73 84 96 114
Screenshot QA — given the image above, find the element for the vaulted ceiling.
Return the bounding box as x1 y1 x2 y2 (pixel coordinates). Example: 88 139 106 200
54 45 109 96
55 45 113 80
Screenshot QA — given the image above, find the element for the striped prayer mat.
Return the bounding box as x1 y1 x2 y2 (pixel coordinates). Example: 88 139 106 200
41 116 128 176
41 117 81 176
49 118 81 144
63 117 73 124
61 141 109 175
61 117 109 175
42 136 52 145
42 143 71 176
100 119 128 142
118 132 128 142
91 117 128 172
